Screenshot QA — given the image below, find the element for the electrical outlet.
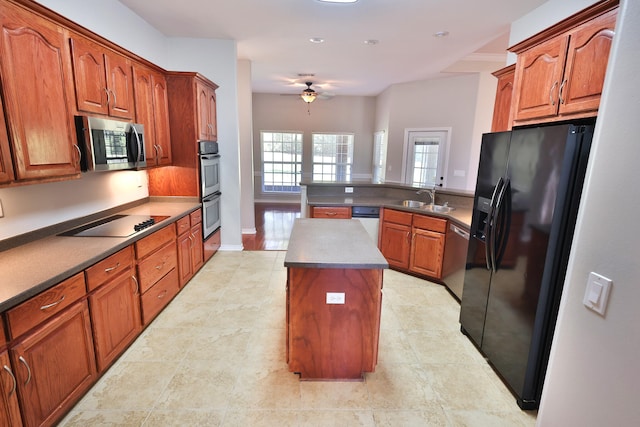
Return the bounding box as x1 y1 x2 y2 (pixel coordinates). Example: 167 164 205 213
326 292 345 304
345 187 354 193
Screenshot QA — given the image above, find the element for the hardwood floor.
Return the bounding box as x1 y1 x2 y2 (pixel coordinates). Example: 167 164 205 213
242 203 301 250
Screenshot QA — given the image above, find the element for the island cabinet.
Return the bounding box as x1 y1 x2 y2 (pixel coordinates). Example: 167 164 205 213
510 4 617 125
5 273 96 427
69 35 135 120
0 318 22 427
177 210 204 287
285 219 388 380
0 1 81 182
136 224 180 325
133 63 172 167
85 245 141 372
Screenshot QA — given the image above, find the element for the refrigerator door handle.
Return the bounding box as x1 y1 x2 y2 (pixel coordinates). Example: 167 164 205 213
485 177 504 271
493 178 512 271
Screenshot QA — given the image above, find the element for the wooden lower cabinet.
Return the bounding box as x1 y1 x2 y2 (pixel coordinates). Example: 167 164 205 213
177 211 204 287
380 208 447 280
10 301 96 427
140 268 179 325
311 206 352 219
379 209 412 270
88 269 141 372
0 350 22 427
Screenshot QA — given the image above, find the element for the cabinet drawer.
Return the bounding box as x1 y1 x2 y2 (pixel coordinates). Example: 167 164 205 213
190 209 202 225
137 242 177 293
176 216 190 236
412 214 447 233
383 209 412 226
85 245 135 291
7 272 86 339
141 268 179 325
135 224 176 259
312 206 352 219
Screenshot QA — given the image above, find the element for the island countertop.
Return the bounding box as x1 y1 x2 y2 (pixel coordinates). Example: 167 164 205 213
284 218 389 269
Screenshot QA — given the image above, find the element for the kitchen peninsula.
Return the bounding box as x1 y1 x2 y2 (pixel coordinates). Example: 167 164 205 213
284 218 388 380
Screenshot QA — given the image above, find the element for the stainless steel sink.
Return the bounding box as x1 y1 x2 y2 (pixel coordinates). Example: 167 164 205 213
421 204 455 214
401 200 426 208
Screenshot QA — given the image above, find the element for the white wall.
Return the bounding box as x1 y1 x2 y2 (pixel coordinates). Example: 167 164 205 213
382 73 495 190
166 38 242 250
537 0 640 425
251 93 376 202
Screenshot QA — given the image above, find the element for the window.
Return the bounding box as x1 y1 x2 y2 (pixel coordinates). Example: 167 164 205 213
261 131 303 192
372 130 386 184
312 133 354 181
404 129 449 187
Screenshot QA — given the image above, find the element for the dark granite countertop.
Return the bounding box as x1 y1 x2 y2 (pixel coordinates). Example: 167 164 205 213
0 199 201 313
285 219 388 269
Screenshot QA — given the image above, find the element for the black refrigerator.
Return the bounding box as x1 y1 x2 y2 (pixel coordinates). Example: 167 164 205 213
459 121 594 410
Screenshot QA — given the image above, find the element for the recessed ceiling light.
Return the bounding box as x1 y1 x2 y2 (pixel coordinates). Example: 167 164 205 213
317 0 359 3
364 39 379 45
309 37 325 44
433 31 450 38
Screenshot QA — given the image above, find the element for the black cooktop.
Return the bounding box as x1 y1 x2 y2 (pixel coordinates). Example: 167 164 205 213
60 214 169 238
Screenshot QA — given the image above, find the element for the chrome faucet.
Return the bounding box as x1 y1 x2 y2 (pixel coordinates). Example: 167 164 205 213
416 187 436 205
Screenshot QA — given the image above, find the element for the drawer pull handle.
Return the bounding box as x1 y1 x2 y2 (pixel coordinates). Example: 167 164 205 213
40 295 65 310
3 365 17 395
325 212 337 216
18 356 31 386
157 290 168 299
104 262 121 273
131 275 139 294
155 262 165 270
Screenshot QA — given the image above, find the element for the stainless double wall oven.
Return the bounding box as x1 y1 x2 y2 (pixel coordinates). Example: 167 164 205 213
199 141 221 240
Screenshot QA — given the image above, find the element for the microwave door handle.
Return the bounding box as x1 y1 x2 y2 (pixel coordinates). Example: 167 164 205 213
131 125 143 164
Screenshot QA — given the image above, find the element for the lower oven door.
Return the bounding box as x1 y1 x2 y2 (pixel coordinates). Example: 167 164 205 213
202 192 221 240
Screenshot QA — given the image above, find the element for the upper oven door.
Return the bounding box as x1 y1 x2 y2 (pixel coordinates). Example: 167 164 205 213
200 154 221 196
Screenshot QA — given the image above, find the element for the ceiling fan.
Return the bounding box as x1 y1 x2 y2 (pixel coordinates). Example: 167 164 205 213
280 77 335 101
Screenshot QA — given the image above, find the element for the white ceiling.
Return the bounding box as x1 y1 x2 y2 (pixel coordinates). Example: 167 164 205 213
118 0 547 97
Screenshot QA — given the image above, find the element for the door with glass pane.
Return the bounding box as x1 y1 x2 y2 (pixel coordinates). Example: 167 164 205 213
404 130 448 187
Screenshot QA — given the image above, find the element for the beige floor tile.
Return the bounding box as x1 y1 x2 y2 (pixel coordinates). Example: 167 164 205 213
63 250 536 425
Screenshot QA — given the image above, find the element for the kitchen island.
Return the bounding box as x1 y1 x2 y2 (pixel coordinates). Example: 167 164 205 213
284 218 388 380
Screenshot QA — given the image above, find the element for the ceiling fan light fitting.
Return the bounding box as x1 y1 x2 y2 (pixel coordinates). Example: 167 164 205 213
301 82 317 103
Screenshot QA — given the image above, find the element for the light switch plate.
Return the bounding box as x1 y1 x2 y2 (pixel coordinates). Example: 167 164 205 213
583 272 612 316
345 187 354 193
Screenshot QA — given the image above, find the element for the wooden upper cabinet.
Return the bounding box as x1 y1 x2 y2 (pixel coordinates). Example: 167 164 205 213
0 2 80 181
491 64 515 132
196 80 217 141
133 64 172 167
0 98 14 184
70 36 135 120
558 9 617 116
511 4 617 124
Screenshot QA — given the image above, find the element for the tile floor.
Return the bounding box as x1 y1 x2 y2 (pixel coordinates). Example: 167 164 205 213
60 251 537 426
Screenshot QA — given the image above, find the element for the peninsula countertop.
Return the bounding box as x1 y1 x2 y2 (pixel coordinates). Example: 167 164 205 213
0 199 201 312
284 218 389 269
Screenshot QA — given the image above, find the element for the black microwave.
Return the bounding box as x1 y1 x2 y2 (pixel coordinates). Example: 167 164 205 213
75 116 146 172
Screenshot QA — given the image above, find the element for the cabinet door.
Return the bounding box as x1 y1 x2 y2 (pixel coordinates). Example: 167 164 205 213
11 301 96 427
70 37 108 115
491 65 515 132
177 231 193 286
151 71 172 165
410 228 445 278
380 221 411 270
104 52 135 120
0 351 22 427
512 35 569 122
559 9 617 116
89 270 141 372
0 98 15 184
0 3 80 180
196 81 211 140
190 222 204 274
206 87 217 141
133 64 158 165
